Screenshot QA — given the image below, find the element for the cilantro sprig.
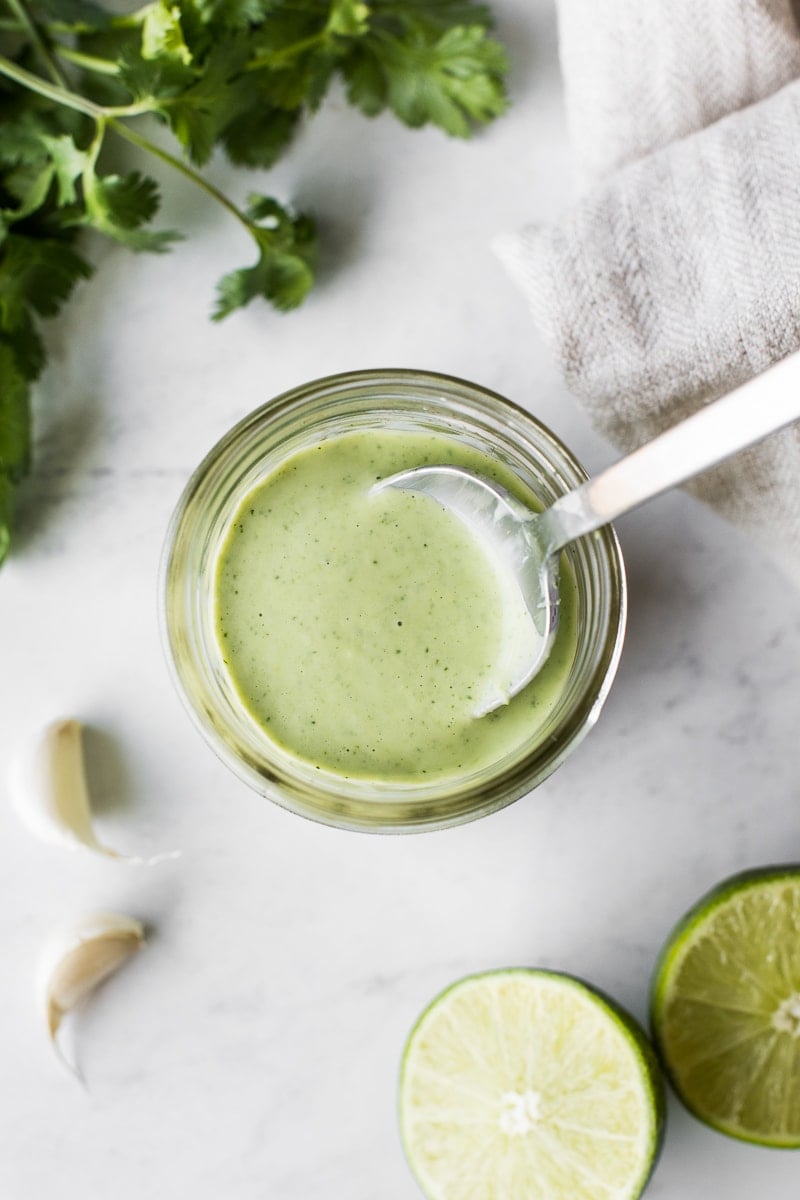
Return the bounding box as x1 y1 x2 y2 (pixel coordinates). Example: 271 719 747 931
0 0 507 560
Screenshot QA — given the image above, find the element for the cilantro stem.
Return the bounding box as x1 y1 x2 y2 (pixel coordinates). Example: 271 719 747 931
0 54 152 115
55 44 120 75
107 117 255 235
0 52 258 237
0 6 147 31
0 14 73 31
246 32 325 72
0 51 97 111
4 0 69 88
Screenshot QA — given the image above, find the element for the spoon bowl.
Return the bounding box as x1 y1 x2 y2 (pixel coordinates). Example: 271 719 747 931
372 466 560 710
377 352 800 712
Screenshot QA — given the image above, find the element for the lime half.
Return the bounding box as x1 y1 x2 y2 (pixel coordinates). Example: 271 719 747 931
651 866 800 1146
399 969 664 1200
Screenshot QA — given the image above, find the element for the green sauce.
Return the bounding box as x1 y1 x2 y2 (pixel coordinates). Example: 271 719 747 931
214 430 578 782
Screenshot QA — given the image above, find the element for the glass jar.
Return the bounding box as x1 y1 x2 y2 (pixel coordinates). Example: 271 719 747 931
161 369 626 832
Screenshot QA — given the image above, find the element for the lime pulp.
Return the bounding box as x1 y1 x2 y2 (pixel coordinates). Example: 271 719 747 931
651 865 800 1147
399 968 665 1200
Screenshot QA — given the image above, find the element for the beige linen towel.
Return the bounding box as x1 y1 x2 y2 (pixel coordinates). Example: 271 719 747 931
497 0 800 578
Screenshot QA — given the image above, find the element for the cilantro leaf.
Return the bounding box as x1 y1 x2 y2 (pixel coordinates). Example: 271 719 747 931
326 0 369 37
0 0 509 570
219 102 299 167
344 23 507 136
0 114 90 223
246 2 360 109
1 314 45 382
39 133 88 204
182 0 281 35
0 233 92 328
115 46 196 106
0 110 59 221
89 170 160 228
0 342 31 482
120 39 252 163
213 194 316 318
0 340 32 566
371 0 496 35
83 170 180 250
2 159 53 218
164 53 252 162
0 108 54 169
141 0 194 66
248 50 337 111
339 43 385 115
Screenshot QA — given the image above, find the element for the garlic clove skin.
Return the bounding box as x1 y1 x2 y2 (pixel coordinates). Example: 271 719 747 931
39 912 145 1053
9 718 119 857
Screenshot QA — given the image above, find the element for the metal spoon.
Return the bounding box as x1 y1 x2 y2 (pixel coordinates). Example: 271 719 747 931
373 353 800 713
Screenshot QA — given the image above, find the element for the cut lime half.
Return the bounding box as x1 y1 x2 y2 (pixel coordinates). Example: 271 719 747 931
399 969 664 1200
651 865 800 1147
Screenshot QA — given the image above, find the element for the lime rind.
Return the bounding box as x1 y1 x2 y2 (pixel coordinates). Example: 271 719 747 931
651 864 800 1148
399 968 665 1200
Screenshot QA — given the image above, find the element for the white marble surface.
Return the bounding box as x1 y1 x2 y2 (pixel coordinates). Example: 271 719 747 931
2 2 800 1196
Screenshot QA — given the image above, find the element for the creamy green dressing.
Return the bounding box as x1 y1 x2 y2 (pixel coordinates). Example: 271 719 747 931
214 430 577 782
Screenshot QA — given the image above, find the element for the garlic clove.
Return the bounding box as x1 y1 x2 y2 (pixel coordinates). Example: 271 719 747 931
9 718 118 856
8 718 178 864
39 912 145 1065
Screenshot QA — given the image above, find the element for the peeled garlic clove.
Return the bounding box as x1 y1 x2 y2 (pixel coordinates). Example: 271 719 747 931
9 718 120 857
8 718 179 864
40 912 145 1059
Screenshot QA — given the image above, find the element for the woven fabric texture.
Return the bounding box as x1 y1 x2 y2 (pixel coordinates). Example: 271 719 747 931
497 0 800 578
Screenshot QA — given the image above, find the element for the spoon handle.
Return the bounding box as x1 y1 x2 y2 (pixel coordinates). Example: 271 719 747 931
539 352 800 554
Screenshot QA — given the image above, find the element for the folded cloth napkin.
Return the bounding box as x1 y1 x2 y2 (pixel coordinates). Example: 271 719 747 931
496 0 800 579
